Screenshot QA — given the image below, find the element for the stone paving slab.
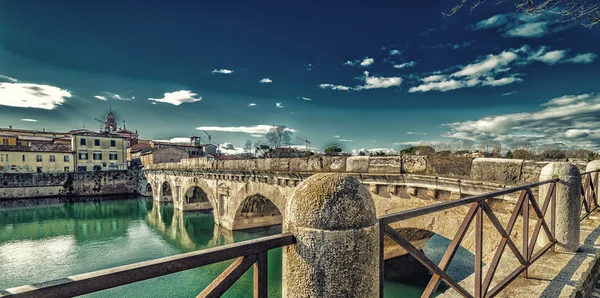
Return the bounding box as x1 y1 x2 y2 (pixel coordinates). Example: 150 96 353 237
439 212 600 298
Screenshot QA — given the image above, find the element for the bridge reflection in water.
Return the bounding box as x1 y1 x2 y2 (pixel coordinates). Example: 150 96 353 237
0 197 474 297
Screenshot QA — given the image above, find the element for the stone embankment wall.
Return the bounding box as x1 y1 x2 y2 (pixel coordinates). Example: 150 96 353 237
0 170 141 199
147 155 589 185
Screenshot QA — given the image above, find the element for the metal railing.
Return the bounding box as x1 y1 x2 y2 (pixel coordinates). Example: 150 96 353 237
0 233 295 298
378 179 559 298
581 170 599 221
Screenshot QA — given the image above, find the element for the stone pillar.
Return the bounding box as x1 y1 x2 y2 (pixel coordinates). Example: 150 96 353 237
282 173 379 298
538 162 581 252
586 160 600 173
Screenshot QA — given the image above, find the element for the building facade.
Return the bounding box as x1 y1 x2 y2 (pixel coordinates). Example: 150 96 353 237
71 131 128 171
0 144 74 173
140 146 189 167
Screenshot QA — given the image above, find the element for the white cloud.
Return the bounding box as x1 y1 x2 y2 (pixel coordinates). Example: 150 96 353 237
212 69 234 74
338 139 353 142
105 92 132 101
410 45 592 93
393 61 417 69
251 134 263 137
94 95 107 101
389 49 402 56
469 12 574 39
0 82 71 110
354 71 402 90
196 125 296 135
148 90 202 106
154 137 192 143
248 103 257 107
20 118 37 122
568 53 597 64
407 132 427 135
0 75 18 83
151 102 157 105
301 97 312 101
276 102 284 108
444 92 600 149
333 135 340 138
259 78 272 83
344 57 374 67
502 91 517 96
319 83 351 91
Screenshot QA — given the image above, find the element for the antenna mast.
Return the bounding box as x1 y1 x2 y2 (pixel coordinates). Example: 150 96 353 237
203 130 212 144
296 136 311 151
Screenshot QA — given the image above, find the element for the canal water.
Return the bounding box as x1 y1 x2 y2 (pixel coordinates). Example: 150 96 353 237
0 197 474 297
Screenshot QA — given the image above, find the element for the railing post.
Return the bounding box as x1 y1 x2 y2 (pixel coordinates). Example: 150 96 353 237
538 162 581 252
586 161 600 208
282 173 380 298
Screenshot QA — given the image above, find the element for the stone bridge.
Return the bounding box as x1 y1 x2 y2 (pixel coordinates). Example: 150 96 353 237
143 155 590 262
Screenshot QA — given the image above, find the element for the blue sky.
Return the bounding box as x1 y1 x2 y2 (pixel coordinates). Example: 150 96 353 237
1 0 599 154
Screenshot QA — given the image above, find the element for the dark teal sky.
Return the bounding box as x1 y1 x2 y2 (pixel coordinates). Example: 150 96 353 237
1 0 599 153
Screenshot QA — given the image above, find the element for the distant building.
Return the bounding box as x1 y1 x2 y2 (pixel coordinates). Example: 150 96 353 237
127 143 152 162
150 137 217 158
140 146 188 166
71 130 128 172
0 144 74 173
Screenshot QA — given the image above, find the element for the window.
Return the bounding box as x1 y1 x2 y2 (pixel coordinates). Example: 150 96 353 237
36 166 42 173
16 141 22 146
2 139 8 145
94 139 100 146
79 151 88 160
109 152 118 160
1 154 3 162
77 166 87 172
64 166 70 172
110 140 116 147
5 154 7 162
64 155 69 162
36 155 42 162
49 155 55 162
22 155 25 162
80 138 86 146
93 152 102 160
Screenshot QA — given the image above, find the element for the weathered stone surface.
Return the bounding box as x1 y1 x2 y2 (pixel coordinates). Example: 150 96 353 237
289 158 309 172
322 156 347 172
426 156 472 177
283 173 379 298
346 156 369 173
368 156 402 173
307 156 323 172
538 162 581 252
0 170 140 199
470 158 523 184
586 160 600 172
402 155 427 174
519 160 548 183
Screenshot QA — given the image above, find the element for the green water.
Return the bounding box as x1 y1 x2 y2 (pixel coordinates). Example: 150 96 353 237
0 197 470 297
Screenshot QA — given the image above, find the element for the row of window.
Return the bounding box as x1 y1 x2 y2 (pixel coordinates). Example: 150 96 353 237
34 166 70 173
32 155 70 162
78 151 118 160
1 139 10 145
0 154 8 162
80 138 117 147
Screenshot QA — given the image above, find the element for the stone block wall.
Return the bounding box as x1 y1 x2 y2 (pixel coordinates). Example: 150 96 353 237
147 156 590 185
0 170 140 199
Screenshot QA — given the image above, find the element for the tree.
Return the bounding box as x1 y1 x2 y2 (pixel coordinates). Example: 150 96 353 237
324 145 343 156
359 150 366 156
255 144 271 157
539 149 567 161
505 150 513 158
446 0 600 28
491 141 502 157
461 139 474 151
512 149 535 160
265 125 293 149
243 140 253 154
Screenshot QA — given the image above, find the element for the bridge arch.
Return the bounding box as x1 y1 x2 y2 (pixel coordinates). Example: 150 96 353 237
160 180 174 202
231 193 283 230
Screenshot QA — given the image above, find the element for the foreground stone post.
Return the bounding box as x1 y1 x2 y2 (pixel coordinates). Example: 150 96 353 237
282 173 380 297
538 162 581 252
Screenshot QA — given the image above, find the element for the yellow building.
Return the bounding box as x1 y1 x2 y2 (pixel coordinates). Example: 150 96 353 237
0 144 74 173
71 131 128 171
0 133 17 146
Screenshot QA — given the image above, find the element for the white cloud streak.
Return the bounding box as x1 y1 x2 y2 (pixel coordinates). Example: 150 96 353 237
344 57 374 67
259 78 272 83
196 125 297 134
212 69 234 74
94 95 107 101
393 61 417 69
20 118 37 122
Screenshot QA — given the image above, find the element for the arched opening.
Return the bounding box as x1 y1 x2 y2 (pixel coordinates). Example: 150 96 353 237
231 194 282 230
161 181 173 202
144 183 153 197
182 186 213 211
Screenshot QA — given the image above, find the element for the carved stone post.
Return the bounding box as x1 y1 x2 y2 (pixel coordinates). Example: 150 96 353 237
538 162 581 252
282 173 379 297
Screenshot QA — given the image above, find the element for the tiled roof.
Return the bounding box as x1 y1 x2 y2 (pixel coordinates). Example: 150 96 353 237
0 144 73 153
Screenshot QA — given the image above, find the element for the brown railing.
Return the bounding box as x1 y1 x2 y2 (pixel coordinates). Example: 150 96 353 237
378 179 559 298
0 233 295 298
581 170 599 221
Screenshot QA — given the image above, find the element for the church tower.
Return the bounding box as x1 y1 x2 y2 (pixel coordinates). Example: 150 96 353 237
105 107 117 132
